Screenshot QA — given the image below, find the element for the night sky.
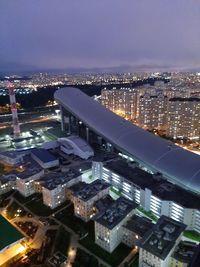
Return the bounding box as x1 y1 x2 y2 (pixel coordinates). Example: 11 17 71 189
0 0 200 72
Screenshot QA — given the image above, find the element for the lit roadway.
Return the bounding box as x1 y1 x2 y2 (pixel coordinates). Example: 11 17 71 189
0 114 58 130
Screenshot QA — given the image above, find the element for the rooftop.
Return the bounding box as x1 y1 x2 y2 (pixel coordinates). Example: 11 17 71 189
31 148 58 163
55 87 200 194
67 135 94 152
39 169 81 190
0 151 23 159
16 155 43 180
72 161 92 173
73 180 110 201
94 195 115 213
172 241 197 264
0 215 24 251
93 196 138 229
137 215 186 260
104 160 200 209
123 215 153 237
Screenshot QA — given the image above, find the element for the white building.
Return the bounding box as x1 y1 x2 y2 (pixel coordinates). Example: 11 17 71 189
0 174 16 195
138 216 186 267
16 157 44 197
94 197 138 252
122 215 153 248
40 169 81 209
58 136 94 159
69 180 110 222
93 160 200 234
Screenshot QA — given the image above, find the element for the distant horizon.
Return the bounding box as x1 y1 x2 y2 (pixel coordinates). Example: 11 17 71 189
1 63 200 76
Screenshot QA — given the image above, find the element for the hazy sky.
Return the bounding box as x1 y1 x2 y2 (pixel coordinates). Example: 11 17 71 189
0 0 200 72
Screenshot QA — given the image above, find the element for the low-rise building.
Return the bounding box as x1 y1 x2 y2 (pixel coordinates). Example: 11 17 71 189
0 151 24 166
94 197 138 252
122 215 153 248
95 159 200 233
39 169 81 209
69 180 110 222
137 215 186 267
16 157 44 197
0 174 16 195
31 148 59 169
171 241 198 267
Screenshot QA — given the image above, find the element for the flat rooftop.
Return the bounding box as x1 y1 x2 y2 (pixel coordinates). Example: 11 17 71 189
0 151 23 159
16 155 43 180
39 169 81 190
94 196 138 230
0 173 16 184
31 148 58 163
137 215 186 260
123 215 153 237
73 180 110 201
104 160 200 209
0 215 24 251
72 161 92 172
172 241 197 264
94 195 115 213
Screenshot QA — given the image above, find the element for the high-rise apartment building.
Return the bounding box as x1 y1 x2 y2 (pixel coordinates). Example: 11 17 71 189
101 88 137 120
138 93 168 131
167 98 200 140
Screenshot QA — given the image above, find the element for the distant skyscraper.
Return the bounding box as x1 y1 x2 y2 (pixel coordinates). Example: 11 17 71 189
7 82 20 138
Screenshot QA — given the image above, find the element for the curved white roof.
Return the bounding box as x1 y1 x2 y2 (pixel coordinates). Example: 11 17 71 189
55 87 200 194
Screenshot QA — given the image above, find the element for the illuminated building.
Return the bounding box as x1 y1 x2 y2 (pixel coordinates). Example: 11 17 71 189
138 93 168 131
93 197 137 252
167 98 200 140
39 169 81 209
138 216 186 267
101 88 137 120
68 180 110 222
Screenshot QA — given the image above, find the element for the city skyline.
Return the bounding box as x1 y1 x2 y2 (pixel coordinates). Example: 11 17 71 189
1 0 200 73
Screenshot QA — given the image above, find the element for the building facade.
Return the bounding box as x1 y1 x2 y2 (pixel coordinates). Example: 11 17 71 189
167 98 200 140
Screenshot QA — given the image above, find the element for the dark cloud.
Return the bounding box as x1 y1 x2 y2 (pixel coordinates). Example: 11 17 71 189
0 0 200 72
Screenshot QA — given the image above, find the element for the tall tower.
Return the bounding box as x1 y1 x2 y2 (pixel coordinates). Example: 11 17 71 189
7 82 20 138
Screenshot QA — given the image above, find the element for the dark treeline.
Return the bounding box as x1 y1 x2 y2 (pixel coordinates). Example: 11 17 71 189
0 78 169 110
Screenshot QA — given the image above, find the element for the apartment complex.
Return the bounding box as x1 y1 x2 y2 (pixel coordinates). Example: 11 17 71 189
101 88 138 120
167 98 200 140
93 159 200 233
138 93 168 131
101 88 200 140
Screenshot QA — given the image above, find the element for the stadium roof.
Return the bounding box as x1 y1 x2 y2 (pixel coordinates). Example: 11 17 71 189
0 215 24 251
55 87 200 194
